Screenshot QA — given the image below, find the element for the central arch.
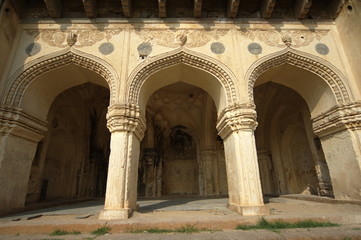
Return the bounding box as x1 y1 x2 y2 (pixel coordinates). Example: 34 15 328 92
126 48 240 114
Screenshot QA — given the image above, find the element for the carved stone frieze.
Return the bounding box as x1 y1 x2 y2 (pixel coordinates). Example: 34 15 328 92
25 29 122 48
246 48 351 105
0 106 48 142
216 103 258 140
107 103 146 140
2 49 117 107
312 102 361 137
134 29 228 48
239 29 329 48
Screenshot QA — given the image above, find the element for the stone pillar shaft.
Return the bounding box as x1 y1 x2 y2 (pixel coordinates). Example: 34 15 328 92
217 103 269 216
312 102 361 200
99 103 145 220
0 107 47 213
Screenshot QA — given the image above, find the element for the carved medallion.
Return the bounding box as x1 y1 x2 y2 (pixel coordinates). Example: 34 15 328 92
315 43 329 55
210 42 225 54
247 43 262 55
99 43 115 55
137 42 153 56
25 43 41 56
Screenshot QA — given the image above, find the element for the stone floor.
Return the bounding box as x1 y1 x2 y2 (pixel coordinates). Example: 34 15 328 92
0 195 361 239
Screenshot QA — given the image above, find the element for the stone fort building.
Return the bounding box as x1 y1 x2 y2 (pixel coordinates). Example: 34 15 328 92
0 0 360 219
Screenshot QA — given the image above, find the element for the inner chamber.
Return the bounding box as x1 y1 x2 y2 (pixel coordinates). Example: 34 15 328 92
138 82 228 198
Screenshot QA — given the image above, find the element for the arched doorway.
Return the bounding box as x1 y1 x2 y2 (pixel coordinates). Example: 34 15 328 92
138 82 228 198
254 82 333 197
26 82 110 203
0 50 116 212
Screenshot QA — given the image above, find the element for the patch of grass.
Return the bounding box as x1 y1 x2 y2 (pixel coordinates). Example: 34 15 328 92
236 218 339 232
129 225 219 234
50 229 81 236
352 227 361 230
91 226 111 236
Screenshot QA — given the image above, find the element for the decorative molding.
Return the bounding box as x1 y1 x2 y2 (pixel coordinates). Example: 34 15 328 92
25 29 122 48
216 103 258 140
246 48 352 105
312 102 361 137
127 48 239 106
2 48 118 107
0 106 48 142
134 29 228 48
239 29 329 48
107 104 146 140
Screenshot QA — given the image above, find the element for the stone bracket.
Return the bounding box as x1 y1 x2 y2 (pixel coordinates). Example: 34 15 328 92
261 0 276 19
107 103 146 140
312 102 361 138
44 0 62 18
216 103 258 140
121 0 132 17
227 0 240 18
82 0 98 18
194 0 202 18
0 106 47 142
294 0 312 19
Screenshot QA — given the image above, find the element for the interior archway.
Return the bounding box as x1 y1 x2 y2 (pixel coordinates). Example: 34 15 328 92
254 82 333 197
138 82 228 199
24 65 111 204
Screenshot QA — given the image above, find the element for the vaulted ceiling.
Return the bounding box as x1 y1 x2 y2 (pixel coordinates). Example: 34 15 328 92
8 0 345 19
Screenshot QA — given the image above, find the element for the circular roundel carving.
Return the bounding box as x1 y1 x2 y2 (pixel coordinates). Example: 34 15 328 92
210 42 225 54
98 42 114 55
248 43 262 55
137 42 152 56
315 43 329 55
25 43 41 56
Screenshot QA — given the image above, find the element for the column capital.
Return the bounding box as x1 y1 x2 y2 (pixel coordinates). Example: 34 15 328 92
0 106 47 142
312 102 361 138
216 103 257 140
107 103 146 140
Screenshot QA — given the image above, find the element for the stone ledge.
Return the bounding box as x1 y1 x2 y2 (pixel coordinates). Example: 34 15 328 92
227 203 270 216
98 208 131 220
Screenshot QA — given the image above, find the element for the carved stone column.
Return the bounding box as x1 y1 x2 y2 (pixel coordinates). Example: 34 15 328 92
216 104 269 216
0 107 47 213
99 104 145 220
200 146 218 196
257 149 274 195
312 102 361 200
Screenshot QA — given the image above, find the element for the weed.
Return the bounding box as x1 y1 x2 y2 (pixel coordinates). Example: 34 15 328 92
50 229 81 236
91 226 111 236
236 218 339 232
129 225 219 234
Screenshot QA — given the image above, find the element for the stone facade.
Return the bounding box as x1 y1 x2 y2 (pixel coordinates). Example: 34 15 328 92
0 0 360 219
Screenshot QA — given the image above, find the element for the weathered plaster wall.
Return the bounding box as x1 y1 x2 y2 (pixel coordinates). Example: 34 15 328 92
336 0 361 97
0 1 18 86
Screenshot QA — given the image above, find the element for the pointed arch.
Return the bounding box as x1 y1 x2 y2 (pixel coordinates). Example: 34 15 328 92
1 48 118 107
246 48 353 105
126 48 239 108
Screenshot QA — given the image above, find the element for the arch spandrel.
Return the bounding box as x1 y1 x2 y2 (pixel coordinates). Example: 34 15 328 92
1 48 118 108
126 48 240 114
246 48 353 107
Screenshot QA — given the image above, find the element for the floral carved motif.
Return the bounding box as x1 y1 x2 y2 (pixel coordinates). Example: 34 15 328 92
239 30 329 48
134 29 229 48
25 29 122 48
312 102 361 137
216 103 258 139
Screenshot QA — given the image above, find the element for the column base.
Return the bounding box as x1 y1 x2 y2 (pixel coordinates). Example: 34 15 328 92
227 203 270 216
98 208 131 220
